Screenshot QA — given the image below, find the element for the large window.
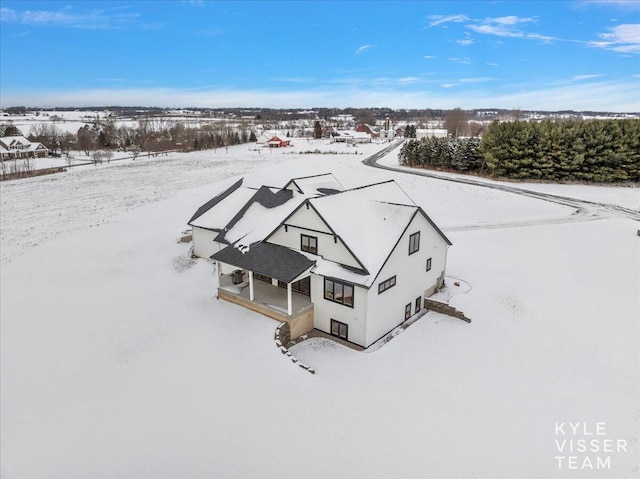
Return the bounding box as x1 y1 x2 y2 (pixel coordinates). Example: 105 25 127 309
330 319 348 340
415 296 422 312
277 277 311 297
301 234 318 254
324 278 354 307
409 231 420 255
378 275 396 294
405 303 412 320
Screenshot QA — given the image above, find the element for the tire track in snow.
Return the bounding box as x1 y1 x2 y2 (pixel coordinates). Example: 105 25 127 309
363 141 640 227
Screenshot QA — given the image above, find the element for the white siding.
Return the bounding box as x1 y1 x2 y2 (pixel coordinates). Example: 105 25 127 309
311 274 368 347
192 227 221 259
268 206 362 270
364 213 449 347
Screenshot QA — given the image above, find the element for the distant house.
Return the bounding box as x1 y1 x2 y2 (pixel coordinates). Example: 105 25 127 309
356 124 379 138
0 136 49 160
416 129 448 139
266 135 291 148
330 130 372 144
188 173 451 348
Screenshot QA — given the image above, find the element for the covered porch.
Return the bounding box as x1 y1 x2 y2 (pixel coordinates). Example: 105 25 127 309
212 242 316 338
219 273 311 316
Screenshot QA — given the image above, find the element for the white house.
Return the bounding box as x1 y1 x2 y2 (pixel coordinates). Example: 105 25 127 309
329 130 372 144
188 173 451 348
0 136 49 160
415 128 448 139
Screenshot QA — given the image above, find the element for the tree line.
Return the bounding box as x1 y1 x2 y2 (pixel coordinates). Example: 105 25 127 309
399 119 640 183
0 119 258 156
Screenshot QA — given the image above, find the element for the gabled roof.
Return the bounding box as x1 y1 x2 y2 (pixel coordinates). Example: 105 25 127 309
309 196 417 287
211 242 314 283
214 186 307 247
306 180 451 288
0 136 31 148
283 173 344 196
188 178 258 231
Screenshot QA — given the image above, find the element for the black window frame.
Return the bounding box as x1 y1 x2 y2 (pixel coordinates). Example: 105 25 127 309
415 296 422 312
377 275 397 294
409 231 420 255
253 273 272 283
426 257 432 272
277 276 311 297
405 303 412 320
330 319 348 340
300 234 318 254
324 277 354 308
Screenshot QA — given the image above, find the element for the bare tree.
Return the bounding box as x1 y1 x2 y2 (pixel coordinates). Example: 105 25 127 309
77 125 98 155
444 108 470 138
29 123 63 153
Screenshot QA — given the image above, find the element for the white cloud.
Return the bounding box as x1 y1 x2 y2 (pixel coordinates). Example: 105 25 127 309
441 77 493 88
398 77 419 84
457 39 474 45
356 44 372 54
449 57 471 64
590 24 640 53
466 15 558 42
0 7 18 22
0 5 140 29
572 74 605 80
489 16 534 26
427 14 469 27
578 0 640 10
423 55 436 59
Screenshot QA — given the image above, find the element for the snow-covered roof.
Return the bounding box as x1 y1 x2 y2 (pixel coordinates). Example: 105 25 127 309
0 136 31 148
283 173 344 196
27 142 48 152
194 176 448 288
309 181 420 286
215 186 308 249
188 179 258 231
332 130 371 139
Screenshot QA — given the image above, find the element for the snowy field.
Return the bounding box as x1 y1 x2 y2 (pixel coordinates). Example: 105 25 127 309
1 141 638 478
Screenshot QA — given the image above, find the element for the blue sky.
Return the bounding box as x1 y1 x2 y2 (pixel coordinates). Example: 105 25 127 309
1 0 638 111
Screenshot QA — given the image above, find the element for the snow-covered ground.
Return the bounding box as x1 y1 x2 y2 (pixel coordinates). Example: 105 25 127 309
1 141 638 478
379 147 640 211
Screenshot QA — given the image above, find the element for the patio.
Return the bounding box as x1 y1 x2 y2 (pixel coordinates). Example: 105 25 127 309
218 274 314 338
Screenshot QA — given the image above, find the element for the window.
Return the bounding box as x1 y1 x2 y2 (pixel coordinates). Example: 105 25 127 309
426 257 432 272
405 303 412 320
378 275 396 294
330 319 348 340
409 231 420 255
415 296 422 312
301 234 318 254
277 277 311 297
324 278 354 307
253 273 272 283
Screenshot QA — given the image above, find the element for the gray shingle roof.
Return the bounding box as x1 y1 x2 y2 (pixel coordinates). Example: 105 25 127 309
211 242 315 283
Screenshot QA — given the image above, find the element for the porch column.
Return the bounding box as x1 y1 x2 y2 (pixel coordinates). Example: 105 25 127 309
249 271 254 301
287 282 293 316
